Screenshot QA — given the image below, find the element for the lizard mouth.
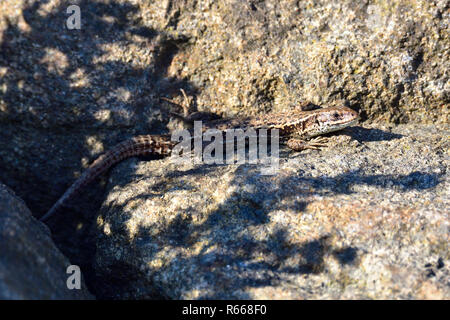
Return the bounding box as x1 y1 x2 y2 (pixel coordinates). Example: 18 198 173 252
309 118 359 137
345 118 359 127
331 118 359 132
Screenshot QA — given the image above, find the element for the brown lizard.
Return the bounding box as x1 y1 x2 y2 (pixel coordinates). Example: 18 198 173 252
39 105 359 222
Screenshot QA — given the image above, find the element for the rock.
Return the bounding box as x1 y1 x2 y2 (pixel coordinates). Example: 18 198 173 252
0 0 448 299
94 123 449 299
0 183 93 299
0 0 448 217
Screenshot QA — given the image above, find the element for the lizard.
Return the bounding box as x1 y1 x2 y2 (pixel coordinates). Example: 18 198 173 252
39 104 359 222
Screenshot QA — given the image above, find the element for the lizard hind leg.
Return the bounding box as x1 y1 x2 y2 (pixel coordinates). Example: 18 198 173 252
162 89 222 123
161 88 193 120
286 136 328 151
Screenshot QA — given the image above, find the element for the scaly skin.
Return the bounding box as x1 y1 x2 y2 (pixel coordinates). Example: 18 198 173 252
40 106 358 221
40 135 175 221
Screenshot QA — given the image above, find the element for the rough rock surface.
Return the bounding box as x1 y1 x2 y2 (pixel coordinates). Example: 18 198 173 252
0 0 448 299
0 183 93 299
95 123 448 299
0 0 448 216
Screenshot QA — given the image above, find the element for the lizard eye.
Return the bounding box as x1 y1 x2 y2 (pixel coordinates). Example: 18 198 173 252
333 112 340 119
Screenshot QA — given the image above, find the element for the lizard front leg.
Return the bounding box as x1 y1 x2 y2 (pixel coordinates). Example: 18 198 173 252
286 136 328 151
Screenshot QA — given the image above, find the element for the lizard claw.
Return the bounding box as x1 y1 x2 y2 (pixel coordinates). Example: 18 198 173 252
286 136 329 151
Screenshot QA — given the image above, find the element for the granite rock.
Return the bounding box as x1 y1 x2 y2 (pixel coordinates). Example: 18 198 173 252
94 123 449 299
0 183 93 299
0 0 448 299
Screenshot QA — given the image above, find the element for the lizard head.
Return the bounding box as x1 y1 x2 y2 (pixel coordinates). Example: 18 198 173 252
306 106 359 137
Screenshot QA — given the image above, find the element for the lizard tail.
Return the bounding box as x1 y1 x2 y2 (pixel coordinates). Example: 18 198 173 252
40 135 174 222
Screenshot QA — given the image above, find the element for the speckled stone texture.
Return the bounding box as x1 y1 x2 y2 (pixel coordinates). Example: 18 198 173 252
0 183 93 299
0 0 448 299
0 0 448 216
94 123 448 299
